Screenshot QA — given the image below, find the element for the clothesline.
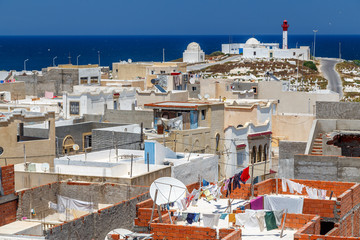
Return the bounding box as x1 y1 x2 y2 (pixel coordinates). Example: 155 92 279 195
281 178 327 200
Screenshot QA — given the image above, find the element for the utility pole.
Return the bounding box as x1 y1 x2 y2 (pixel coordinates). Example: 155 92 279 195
98 51 101 66
68 52 71 64
339 42 342 60
162 48 165 63
313 30 318 59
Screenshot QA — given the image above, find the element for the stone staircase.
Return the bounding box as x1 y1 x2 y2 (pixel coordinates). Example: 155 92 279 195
311 134 323 155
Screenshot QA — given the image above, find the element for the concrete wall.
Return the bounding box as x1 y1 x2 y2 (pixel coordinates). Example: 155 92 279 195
15 166 172 190
199 78 255 99
278 141 307 179
103 109 153 128
272 115 315 142
0 112 55 167
293 154 360 182
171 155 218 186
136 90 188 109
16 182 150 239
316 101 360 120
92 129 141 151
112 63 150 80
0 82 26 100
257 81 340 114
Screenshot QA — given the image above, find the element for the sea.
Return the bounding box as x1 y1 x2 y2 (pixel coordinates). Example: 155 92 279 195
0 35 359 71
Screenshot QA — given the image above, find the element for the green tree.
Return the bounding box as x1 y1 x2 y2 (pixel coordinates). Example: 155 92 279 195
303 61 317 71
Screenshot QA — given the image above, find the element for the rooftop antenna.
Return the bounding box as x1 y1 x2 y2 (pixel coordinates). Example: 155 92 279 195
68 52 71 64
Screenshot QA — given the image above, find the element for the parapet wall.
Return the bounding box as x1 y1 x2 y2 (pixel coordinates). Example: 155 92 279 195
0 165 17 227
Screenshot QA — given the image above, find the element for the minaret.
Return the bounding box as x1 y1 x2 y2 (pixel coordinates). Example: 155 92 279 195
281 20 289 49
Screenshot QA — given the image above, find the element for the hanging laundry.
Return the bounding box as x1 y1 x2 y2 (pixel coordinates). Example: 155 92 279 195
203 179 210 187
222 179 230 192
286 179 295 194
57 195 93 213
191 189 200 206
255 211 266 232
281 178 287 192
250 196 264 210
177 212 188 221
220 213 228 220
273 210 284 227
226 178 233 197
264 195 304 214
228 213 236 223
194 213 200 222
320 190 327 200
186 213 196 224
294 182 304 194
236 210 259 229
240 167 250 183
233 173 241 191
265 211 278 231
253 176 260 185
48 201 58 211
203 214 220 228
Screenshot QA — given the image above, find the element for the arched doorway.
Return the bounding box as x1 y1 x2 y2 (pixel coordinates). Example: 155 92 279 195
62 135 76 155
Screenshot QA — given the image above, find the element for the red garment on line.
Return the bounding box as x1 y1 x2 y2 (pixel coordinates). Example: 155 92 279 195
240 167 250 182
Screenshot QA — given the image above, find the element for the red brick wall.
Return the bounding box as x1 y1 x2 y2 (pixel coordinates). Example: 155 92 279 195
0 165 17 227
221 183 251 199
1 165 15 195
221 229 241 240
0 200 17 226
150 223 217 240
282 213 317 230
302 198 336 218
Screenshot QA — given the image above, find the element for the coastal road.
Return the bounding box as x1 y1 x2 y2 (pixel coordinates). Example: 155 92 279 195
187 55 240 72
320 58 343 98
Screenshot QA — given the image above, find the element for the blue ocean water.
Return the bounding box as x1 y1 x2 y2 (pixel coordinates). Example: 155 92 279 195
0 35 359 71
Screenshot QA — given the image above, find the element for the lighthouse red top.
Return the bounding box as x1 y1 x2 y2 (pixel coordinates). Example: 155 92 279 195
282 20 289 31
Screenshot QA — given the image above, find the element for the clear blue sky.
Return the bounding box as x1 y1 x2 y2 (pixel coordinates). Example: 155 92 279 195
0 0 358 35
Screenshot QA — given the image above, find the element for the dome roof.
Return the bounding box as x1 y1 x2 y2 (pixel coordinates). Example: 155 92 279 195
245 38 260 45
187 42 201 51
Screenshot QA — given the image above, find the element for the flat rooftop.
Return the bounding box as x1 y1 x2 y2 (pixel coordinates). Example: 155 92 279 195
144 101 218 110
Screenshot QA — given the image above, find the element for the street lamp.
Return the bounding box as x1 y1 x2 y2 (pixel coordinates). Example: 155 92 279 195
53 56 58 67
297 54 303 91
98 51 101 66
313 30 318 59
24 59 29 71
77 55 81 66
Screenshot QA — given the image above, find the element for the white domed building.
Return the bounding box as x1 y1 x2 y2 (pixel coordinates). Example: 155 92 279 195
183 42 205 63
221 21 310 60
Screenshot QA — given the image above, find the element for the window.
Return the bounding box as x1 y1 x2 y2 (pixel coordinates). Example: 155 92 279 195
115 69 118 72
160 71 165 74
293 52 296 56
237 151 244 168
252 86 257 94
201 110 206 120
70 102 80 115
83 133 92 150
263 144 268 162
113 100 117 110
80 77 88 84
254 51 256 56
90 77 98 84
151 70 155 74
192 87 197 91
257 145 262 163
250 146 257 164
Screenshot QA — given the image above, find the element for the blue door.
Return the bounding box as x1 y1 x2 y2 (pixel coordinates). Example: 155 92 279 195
144 142 155 165
190 111 198 129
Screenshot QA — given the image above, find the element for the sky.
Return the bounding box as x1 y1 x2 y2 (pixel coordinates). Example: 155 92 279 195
0 0 359 35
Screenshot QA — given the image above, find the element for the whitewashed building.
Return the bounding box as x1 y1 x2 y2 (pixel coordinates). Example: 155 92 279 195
63 86 137 119
183 42 205 63
222 20 310 60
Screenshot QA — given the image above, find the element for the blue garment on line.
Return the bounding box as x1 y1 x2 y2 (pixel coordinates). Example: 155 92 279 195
203 179 210 187
220 213 228 220
186 213 196 224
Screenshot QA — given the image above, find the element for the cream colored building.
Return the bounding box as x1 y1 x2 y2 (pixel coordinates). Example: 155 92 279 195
136 90 188 109
112 61 187 89
0 110 55 167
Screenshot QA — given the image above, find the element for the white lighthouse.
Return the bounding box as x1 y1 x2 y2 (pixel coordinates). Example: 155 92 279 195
282 20 289 49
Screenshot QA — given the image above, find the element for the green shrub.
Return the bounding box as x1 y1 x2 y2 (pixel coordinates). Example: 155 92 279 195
353 60 360 66
209 51 225 57
303 61 317 71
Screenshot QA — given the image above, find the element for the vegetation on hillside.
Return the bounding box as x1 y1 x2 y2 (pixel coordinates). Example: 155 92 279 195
303 61 317 71
209 51 225 57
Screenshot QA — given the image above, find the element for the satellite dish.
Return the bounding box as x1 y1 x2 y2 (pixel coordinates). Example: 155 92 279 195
150 177 187 205
0 147 3 156
30 106 41 112
189 78 195 84
197 94 202 100
204 94 210 99
73 144 79 151
41 163 50 172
